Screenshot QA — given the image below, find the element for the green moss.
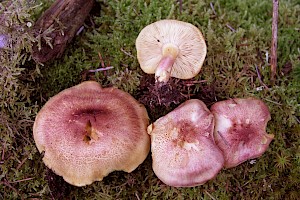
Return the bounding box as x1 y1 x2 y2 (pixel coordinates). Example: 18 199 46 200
1 0 299 199
0 1 53 199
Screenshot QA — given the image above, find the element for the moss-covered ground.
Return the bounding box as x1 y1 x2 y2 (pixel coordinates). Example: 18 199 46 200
0 0 299 199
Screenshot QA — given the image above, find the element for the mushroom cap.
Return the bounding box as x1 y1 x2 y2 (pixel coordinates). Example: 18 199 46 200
148 99 224 187
33 81 150 186
136 19 207 80
210 98 274 168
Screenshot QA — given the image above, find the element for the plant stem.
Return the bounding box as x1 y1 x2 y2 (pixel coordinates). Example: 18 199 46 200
271 0 279 83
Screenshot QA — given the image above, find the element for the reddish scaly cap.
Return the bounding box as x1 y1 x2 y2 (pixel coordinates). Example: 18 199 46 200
148 99 224 187
33 81 150 186
210 98 274 168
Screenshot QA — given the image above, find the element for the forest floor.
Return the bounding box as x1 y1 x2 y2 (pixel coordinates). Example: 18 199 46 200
0 0 299 199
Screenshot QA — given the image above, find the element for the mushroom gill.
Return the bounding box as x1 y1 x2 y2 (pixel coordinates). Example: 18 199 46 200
136 19 207 83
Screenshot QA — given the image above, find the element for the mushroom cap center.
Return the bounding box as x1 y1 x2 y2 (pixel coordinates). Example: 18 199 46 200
162 43 179 59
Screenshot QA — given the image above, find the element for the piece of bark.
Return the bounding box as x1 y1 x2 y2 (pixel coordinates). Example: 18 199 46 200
32 0 94 63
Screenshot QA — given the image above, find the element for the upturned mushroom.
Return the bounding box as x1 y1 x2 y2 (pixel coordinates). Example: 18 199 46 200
148 99 224 187
210 98 274 168
33 81 150 186
136 19 207 83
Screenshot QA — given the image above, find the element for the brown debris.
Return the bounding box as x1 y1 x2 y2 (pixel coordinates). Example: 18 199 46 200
137 75 187 120
32 0 94 63
270 0 279 82
46 168 73 200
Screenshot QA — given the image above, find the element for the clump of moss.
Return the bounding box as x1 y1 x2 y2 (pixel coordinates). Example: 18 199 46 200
0 0 53 198
107 68 141 93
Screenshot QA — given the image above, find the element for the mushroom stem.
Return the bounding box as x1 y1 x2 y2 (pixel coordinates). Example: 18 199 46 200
155 43 179 83
155 56 176 82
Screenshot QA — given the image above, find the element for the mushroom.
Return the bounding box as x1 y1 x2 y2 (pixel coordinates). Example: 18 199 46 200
33 81 150 186
210 98 274 168
148 99 224 187
136 19 207 83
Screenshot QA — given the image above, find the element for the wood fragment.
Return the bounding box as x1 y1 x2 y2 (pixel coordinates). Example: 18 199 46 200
98 52 106 68
294 116 300 124
9 177 34 184
255 65 270 90
32 0 94 63
88 66 114 73
135 192 141 200
177 0 183 13
120 47 135 58
226 23 236 32
204 190 217 200
1 145 5 161
210 2 217 15
16 157 28 170
263 98 282 106
270 0 279 83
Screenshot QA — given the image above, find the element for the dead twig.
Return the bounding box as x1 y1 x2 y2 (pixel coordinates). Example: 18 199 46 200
76 25 85 35
263 98 282 106
177 0 183 13
135 192 141 200
204 190 216 200
270 0 279 83
98 52 106 68
1 144 5 160
294 116 300 124
226 23 236 32
17 157 28 170
8 177 34 184
255 65 270 91
0 146 4 164
210 2 217 15
88 66 114 73
120 48 135 58
183 79 207 87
